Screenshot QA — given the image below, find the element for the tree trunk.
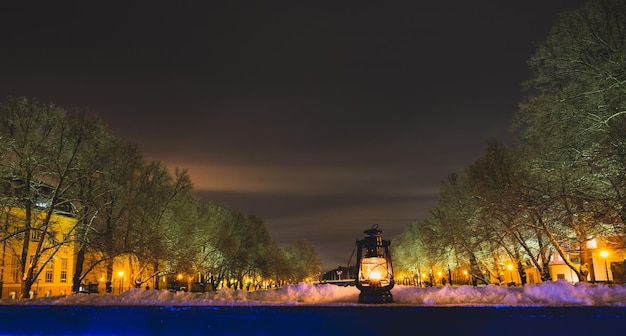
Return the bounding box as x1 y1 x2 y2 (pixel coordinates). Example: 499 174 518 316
72 247 86 293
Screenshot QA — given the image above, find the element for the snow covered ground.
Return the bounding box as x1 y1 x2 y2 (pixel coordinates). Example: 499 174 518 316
2 282 626 335
4 280 626 306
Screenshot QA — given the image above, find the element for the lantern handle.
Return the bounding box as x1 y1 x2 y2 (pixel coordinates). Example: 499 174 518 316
347 241 357 268
348 224 382 267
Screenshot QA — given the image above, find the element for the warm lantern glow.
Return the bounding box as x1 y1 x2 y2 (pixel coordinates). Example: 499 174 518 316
355 224 394 303
360 257 390 283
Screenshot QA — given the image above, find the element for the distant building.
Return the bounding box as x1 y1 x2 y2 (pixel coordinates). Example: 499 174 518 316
548 237 626 284
0 205 77 299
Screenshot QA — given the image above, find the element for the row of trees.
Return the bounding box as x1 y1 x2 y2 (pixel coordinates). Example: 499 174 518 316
0 97 321 299
393 0 626 284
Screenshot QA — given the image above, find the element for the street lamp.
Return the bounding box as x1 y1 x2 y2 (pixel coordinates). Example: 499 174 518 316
355 224 394 304
600 251 610 283
507 264 514 286
177 273 184 291
118 271 124 294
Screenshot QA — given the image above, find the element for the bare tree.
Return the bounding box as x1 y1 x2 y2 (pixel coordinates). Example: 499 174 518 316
0 97 87 298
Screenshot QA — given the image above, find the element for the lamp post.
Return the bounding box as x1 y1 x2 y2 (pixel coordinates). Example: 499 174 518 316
600 251 610 284
507 264 514 286
177 273 183 291
118 271 124 294
355 224 394 304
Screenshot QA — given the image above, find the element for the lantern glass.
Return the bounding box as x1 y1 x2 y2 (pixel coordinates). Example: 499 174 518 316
360 257 390 285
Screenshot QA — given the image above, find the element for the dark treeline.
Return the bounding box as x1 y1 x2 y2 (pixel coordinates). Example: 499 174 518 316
393 0 626 285
0 97 321 299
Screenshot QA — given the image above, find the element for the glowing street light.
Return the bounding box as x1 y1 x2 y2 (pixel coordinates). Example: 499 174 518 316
118 271 124 294
177 273 184 291
507 264 514 286
600 251 610 283
355 224 394 303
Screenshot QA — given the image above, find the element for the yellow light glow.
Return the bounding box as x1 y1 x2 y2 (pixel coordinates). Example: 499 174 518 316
370 271 382 280
600 251 609 258
360 257 389 281
118 271 124 277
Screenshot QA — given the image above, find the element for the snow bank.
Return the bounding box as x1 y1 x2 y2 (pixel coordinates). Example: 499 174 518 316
3 280 626 306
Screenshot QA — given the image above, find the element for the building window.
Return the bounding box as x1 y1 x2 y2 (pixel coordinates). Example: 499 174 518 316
31 229 41 242
60 258 68 283
11 269 19 283
47 230 57 244
587 239 598 249
557 274 565 280
11 255 20 282
45 260 54 283
45 270 53 283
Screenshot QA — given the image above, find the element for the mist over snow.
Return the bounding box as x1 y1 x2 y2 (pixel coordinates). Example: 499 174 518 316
3 281 626 307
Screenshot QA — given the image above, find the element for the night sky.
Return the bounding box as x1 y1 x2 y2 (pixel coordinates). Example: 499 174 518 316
1 1 588 270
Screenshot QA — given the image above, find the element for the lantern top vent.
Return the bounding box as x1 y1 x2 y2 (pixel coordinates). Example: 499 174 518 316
363 224 382 237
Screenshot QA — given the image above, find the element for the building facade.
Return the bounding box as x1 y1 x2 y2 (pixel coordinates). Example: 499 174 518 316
0 207 77 299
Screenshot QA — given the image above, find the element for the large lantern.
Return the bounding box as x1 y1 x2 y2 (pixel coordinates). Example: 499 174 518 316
355 224 394 303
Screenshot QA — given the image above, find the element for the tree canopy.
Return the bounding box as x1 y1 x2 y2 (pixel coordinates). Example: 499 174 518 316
393 0 626 284
0 96 321 297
